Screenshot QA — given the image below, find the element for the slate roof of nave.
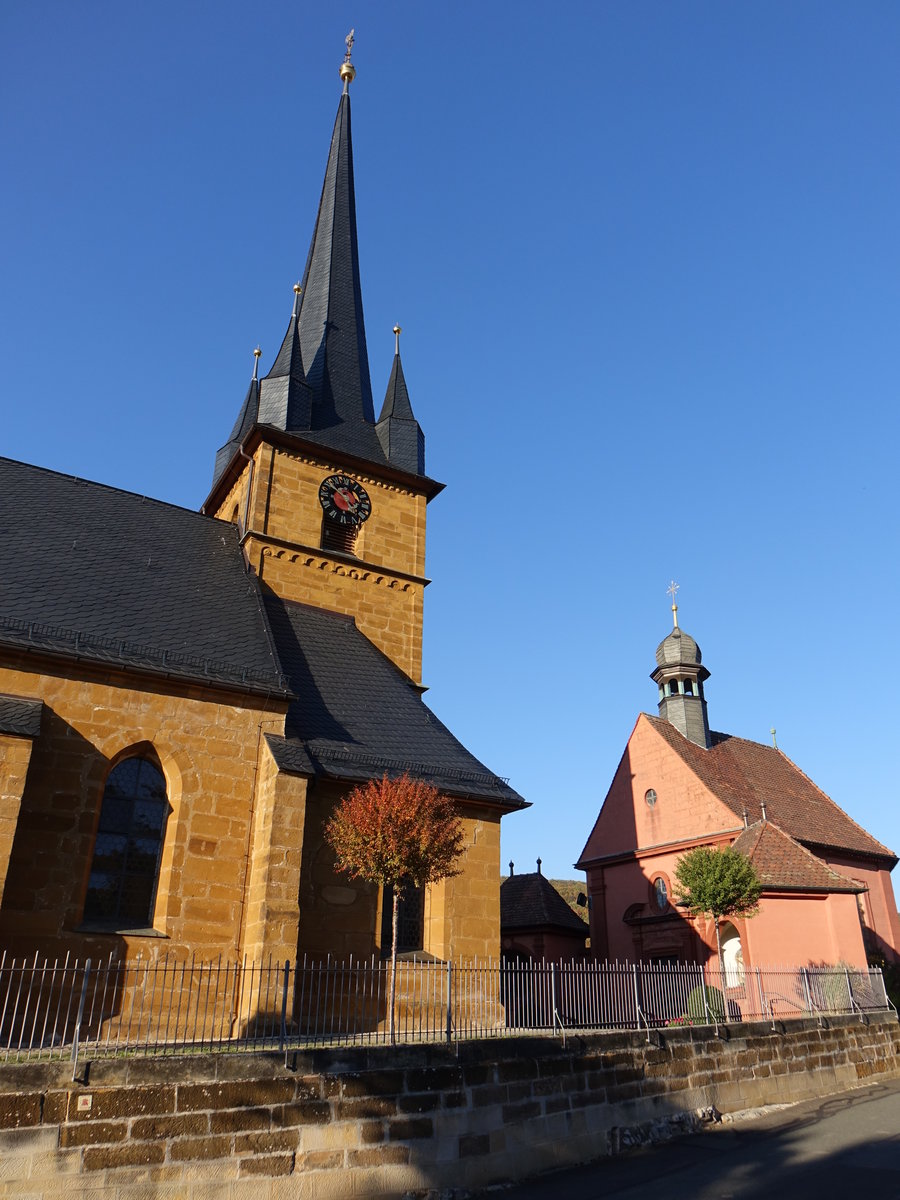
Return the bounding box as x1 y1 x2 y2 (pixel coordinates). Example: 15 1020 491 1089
0 457 521 802
0 457 289 696
262 594 527 808
645 714 895 864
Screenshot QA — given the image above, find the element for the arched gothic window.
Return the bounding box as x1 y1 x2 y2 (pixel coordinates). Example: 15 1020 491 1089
83 757 168 929
380 882 424 955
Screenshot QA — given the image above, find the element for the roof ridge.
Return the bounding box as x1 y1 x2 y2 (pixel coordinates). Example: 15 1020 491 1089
772 745 895 858
643 712 747 817
0 456 220 525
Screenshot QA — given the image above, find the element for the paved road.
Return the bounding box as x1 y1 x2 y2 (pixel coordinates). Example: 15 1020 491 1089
481 1078 900 1199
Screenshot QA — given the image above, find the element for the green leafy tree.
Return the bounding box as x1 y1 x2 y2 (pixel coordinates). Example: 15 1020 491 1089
325 774 465 1042
674 846 762 978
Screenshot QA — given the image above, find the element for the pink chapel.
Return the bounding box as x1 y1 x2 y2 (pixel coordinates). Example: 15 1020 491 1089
577 599 900 974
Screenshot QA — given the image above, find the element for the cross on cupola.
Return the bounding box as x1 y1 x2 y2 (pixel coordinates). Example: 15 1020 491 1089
667 580 680 628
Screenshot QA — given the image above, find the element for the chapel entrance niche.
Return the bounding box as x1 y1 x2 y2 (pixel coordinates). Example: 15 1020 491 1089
721 922 744 985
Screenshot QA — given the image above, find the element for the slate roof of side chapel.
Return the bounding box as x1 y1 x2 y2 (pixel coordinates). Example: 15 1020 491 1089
262 594 526 808
500 872 590 935
0 457 289 696
645 714 895 864
730 821 863 893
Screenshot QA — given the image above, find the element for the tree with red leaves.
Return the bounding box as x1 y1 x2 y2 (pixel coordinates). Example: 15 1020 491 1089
325 774 465 1041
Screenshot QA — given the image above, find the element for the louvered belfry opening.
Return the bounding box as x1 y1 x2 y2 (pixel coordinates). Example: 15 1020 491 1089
321 517 358 555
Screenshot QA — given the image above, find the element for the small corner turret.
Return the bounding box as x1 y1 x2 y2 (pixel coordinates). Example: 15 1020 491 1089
650 582 711 748
376 326 425 475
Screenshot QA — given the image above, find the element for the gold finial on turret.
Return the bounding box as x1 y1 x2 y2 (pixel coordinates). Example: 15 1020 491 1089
666 580 680 628
393 324 402 354
340 29 356 89
292 282 302 316
252 345 261 380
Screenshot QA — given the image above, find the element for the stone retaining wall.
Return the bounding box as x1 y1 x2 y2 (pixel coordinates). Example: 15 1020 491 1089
0 1014 897 1198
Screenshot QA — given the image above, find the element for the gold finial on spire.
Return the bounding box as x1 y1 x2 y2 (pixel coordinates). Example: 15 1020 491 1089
393 324 402 354
340 29 356 89
666 580 680 628
292 281 302 316
252 345 261 380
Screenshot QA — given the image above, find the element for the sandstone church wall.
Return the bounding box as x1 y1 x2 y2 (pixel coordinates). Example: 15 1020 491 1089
0 656 285 962
0 1014 896 1198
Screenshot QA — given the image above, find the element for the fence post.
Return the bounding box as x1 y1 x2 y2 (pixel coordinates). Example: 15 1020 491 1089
279 960 289 1056
632 964 640 1028
445 961 452 1044
844 966 856 1015
801 968 814 1016
549 964 564 1041
755 967 765 1019
71 958 92 1081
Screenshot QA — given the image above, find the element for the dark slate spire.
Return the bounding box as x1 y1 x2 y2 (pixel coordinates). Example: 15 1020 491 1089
212 348 262 486
376 326 425 474
213 43 430 485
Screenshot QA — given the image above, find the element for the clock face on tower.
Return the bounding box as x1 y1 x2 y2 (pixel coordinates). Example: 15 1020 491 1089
318 474 372 526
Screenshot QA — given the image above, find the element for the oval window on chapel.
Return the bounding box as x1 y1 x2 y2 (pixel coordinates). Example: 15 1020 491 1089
83 757 168 929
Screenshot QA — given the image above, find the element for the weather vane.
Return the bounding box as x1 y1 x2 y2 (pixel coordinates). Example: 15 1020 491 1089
340 29 357 88
666 580 680 628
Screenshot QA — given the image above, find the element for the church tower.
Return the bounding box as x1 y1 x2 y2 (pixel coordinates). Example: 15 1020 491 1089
204 39 436 683
650 588 711 749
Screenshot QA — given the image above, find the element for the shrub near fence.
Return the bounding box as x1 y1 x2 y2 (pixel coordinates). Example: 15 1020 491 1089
0 951 891 1069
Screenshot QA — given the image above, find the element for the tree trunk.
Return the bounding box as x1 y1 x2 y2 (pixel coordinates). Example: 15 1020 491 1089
389 888 400 1045
714 917 725 984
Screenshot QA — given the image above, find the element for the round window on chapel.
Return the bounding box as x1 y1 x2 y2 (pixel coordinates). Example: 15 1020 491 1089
644 789 657 808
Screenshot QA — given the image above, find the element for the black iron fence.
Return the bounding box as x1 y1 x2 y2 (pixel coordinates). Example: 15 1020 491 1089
0 951 891 1073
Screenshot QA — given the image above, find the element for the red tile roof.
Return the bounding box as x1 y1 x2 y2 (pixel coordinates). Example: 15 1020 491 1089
645 715 895 865
731 821 863 892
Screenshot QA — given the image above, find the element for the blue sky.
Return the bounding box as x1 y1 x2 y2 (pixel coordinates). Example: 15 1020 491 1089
3 3 899 882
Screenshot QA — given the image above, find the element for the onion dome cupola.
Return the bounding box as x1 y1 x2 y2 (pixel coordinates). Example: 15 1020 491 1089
650 584 711 749
376 326 425 474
